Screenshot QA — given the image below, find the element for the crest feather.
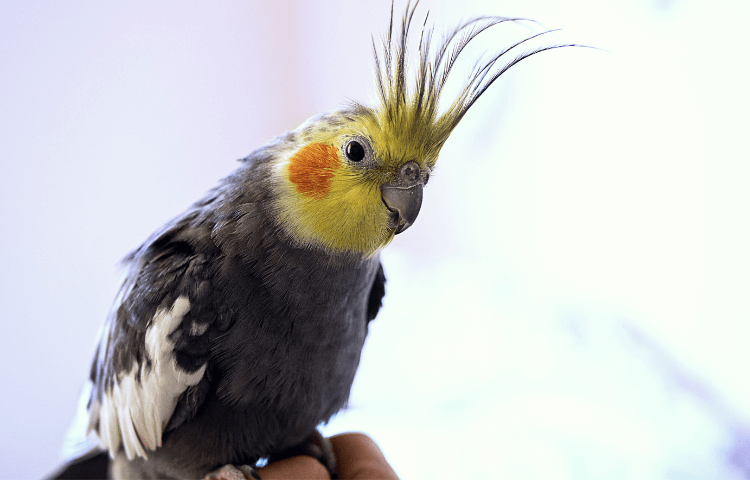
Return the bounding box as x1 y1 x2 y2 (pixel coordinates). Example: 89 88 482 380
372 1 584 157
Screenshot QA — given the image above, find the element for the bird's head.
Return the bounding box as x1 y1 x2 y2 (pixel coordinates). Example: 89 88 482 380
270 2 574 257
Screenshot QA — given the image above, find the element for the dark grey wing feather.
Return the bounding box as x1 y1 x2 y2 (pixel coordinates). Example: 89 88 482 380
85 215 220 460
366 262 386 323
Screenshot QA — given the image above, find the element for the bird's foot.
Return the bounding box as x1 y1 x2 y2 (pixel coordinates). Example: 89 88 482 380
202 464 262 480
268 429 338 479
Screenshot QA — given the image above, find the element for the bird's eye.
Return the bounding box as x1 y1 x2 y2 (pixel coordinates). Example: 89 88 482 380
342 136 375 168
345 141 365 162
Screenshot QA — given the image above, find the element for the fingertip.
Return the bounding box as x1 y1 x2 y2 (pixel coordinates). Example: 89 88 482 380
330 433 399 480
256 455 330 480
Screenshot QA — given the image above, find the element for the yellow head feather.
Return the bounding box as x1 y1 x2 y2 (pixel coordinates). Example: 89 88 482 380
272 1 579 257
273 111 397 256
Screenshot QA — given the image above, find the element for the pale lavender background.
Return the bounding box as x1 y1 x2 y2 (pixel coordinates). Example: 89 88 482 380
1 1 749 478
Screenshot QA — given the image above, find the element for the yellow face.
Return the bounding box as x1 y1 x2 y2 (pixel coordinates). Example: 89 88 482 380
272 109 436 256
266 0 574 256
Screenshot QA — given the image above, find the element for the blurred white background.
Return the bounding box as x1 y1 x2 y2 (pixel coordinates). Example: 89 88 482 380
1 0 749 478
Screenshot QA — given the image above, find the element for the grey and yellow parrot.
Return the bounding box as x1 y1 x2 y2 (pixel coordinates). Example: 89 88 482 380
52 2 574 479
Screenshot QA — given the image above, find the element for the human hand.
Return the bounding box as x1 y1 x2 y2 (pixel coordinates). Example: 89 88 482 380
257 432 398 480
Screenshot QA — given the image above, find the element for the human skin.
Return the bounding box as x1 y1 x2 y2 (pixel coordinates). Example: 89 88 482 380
257 433 399 480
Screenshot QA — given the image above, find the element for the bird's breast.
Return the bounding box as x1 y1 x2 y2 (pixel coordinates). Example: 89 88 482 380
179 250 380 464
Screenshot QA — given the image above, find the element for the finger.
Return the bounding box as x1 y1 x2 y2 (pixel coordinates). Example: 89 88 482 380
330 433 399 480
256 455 329 480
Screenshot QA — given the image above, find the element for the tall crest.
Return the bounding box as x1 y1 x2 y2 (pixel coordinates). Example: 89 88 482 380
371 1 580 156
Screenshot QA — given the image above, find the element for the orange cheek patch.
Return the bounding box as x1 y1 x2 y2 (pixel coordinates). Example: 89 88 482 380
287 143 340 200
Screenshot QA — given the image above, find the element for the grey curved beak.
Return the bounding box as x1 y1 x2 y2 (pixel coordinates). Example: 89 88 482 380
381 161 428 234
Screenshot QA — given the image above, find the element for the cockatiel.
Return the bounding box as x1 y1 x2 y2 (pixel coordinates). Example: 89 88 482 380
53 2 577 479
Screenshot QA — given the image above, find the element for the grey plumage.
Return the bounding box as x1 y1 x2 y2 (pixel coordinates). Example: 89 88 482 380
76 138 385 478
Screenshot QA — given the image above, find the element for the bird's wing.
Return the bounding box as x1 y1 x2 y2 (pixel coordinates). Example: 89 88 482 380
84 219 218 461
366 262 386 324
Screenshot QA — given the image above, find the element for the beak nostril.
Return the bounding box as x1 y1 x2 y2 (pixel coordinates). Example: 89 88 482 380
398 161 421 184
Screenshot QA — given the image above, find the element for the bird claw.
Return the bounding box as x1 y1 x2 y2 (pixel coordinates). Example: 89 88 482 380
201 431 336 480
268 430 338 479
203 464 262 480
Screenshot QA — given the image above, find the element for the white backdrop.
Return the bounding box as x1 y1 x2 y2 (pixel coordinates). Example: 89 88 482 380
1 1 749 478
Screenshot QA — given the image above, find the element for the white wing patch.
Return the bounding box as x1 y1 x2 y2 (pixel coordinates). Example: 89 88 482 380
90 296 207 460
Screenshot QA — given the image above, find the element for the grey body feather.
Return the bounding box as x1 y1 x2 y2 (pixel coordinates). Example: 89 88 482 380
81 136 385 478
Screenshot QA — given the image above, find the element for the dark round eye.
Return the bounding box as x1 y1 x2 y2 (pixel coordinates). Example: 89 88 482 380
345 140 365 162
